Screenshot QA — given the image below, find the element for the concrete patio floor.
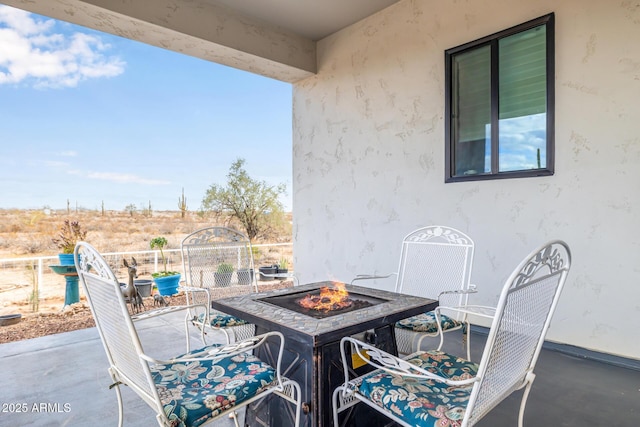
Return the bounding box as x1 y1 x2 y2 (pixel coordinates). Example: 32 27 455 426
0 310 638 426
0 310 240 427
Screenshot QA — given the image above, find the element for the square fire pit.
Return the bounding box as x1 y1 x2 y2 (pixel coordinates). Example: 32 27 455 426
211 281 438 427
258 285 389 319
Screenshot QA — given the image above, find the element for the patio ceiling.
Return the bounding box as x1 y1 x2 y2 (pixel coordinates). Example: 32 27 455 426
2 0 401 82
209 0 400 41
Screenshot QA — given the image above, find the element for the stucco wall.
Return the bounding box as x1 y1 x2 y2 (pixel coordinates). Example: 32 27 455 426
292 0 640 359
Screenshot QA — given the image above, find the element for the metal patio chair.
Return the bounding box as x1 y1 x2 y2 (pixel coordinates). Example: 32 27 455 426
334 240 571 427
181 227 258 346
74 241 301 427
352 226 486 358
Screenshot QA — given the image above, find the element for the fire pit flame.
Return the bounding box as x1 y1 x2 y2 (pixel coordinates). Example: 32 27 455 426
297 282 354 311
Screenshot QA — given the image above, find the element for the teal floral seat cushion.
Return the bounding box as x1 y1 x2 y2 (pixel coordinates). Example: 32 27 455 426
357 350 478 427
195 312 249 328
151 346 276 427
395 311 462 334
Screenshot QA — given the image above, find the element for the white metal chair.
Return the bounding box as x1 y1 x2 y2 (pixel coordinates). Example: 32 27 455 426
74 241 301 427
352 226 483 358
180 226 260 346
334 240 571 427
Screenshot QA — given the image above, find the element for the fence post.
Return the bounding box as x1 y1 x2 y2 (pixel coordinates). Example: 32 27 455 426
154 251 159 273
38 257 43 291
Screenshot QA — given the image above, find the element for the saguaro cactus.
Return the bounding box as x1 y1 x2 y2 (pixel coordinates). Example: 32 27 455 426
178 188 188 218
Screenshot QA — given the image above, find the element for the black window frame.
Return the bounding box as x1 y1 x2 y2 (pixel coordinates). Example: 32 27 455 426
444 13 555 183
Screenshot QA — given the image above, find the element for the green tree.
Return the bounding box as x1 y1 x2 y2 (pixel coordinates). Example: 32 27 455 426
201 158 286 240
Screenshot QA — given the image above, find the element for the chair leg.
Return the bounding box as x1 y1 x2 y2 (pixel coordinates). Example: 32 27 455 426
332 387 343 427
115 385 124 427
465 322 471 360
220 327 233 344
108 370 124 427
279 379 302 427
518 373 536 427
437 329 445 352
418 332 437 353
184 315 192 352
293 381 302 427
228 410 240 427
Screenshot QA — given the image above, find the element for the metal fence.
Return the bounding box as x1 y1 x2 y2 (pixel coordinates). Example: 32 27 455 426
0 242 292 312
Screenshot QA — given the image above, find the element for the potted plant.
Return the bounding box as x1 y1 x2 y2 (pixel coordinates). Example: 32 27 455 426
134 279 153 297
150 236 181 296
52 220 87 265
214 262 234 287
277 257 289 275
259 264 278 281
237 267 254 285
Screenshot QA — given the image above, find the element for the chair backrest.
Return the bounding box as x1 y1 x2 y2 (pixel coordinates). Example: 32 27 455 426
395 226 474 309
181 227 258 295
74 242 160 404
466 240 571 425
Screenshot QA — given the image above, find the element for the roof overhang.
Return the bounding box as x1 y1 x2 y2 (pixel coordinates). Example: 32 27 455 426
1 0 400 82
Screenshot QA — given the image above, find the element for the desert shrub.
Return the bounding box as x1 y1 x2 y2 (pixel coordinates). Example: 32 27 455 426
8 222 23 233
19 238 49 254
121 223 142 236
156 223 176 235
0 209 291 259
99 241 120 254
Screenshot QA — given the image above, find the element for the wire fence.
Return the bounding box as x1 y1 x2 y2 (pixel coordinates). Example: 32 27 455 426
0 242 292 313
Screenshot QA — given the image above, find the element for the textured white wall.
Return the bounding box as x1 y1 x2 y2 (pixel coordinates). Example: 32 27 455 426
293 0 640 359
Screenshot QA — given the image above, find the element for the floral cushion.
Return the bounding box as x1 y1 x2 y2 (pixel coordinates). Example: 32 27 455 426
395 311 462 334
151 346 276 427
357 350 478 427
195 312 249 328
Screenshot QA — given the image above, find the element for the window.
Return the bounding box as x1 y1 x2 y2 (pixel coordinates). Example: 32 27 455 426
445 14 554 182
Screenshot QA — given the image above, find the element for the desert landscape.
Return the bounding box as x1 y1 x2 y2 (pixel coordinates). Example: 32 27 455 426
0 208 292 343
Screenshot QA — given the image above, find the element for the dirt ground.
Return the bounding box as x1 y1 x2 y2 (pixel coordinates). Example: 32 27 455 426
0 294 184 344
0 302 95 344
0 209 294 345
0 282 294 344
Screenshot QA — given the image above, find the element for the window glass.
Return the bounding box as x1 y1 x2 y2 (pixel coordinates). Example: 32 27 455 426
498 26 547 172
445 14 554 182
452 45 491 176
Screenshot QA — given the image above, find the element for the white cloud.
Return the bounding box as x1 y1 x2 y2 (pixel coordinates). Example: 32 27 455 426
59 150 78 157
0 6 125 88
498 113 547 171
85 171 170 186
43 160 70 168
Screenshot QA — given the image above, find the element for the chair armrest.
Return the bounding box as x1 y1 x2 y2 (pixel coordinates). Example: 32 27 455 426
350 272 397 285
179 285 212 308
131 303 208 322
438 283 478 297
436 304 496 319
180 286 209 293
340 337 476 387
174 331 282 361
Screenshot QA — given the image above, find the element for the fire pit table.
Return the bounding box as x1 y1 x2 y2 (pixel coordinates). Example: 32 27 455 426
211 281 438 427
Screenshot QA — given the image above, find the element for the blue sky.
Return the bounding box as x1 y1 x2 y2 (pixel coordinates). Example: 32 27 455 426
0 5 293 212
